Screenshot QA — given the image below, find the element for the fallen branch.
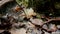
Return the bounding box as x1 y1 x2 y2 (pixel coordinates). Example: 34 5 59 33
44 17 60 23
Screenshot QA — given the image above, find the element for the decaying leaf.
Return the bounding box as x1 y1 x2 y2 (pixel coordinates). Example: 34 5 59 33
50 24 57 32
10 28 26 34
30 18 44 26
14 5 23 12
24 8 36 18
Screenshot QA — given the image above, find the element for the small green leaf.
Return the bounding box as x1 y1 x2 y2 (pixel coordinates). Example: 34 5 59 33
16 0 28 7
